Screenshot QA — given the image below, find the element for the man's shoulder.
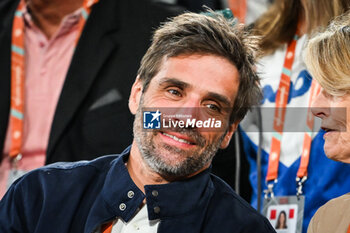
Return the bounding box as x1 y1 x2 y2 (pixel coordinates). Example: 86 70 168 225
43 154 119 172
12 154 121 193
39 153 117 172
207 174 276 232
209 174 255 211
0 154 124 232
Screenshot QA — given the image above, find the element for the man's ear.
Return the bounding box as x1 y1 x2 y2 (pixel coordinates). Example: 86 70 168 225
220 121 239 149
129 76 143 115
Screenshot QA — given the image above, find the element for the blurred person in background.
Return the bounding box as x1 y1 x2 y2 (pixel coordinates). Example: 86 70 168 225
240 0 350 232
0 0 182 199
305 12 350 233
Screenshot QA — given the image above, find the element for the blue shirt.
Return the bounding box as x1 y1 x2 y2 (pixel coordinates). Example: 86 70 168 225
0 147 275 233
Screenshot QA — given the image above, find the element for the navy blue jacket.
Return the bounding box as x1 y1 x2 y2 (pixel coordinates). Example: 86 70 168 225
0 148 275 233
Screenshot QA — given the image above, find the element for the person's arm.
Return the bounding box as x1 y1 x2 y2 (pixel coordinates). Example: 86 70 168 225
0 179 29 233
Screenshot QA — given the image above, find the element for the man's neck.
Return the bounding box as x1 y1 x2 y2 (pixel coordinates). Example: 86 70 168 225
127 141 210 193
127 142 169 194
26 0 84 39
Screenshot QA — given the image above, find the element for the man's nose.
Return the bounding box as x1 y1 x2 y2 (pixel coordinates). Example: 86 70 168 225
170 97 201 125
175 99 200 118
311 89 330 119
181 95 201 108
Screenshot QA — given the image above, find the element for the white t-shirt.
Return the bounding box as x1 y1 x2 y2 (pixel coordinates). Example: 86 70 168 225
111 204 160 233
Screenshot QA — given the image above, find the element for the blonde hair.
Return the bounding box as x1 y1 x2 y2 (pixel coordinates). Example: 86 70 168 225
305 12 350 96
253 0 350 55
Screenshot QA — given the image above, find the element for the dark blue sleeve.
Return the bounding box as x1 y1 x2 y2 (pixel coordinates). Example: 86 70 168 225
0 178 29 233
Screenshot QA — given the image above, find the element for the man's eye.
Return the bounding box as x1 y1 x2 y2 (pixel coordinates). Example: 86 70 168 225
205 104 221 113
167 89 182 97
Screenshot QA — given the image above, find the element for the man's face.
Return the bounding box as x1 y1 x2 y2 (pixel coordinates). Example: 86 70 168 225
129 54 240 178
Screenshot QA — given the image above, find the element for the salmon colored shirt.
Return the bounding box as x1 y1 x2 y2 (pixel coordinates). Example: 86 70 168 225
0 6 81 198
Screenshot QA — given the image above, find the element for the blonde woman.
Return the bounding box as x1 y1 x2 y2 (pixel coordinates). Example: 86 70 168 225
305 12 350 233
240 0 350 232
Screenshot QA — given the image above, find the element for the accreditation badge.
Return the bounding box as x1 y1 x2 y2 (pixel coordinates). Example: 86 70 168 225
263 196 305 233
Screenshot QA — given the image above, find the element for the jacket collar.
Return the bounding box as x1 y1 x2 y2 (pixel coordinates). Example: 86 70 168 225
102 148 213 221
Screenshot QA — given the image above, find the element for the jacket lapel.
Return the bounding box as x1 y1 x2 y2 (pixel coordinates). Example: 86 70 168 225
47 0 120 157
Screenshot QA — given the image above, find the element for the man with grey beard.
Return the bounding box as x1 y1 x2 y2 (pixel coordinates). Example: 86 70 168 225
0 11 276 233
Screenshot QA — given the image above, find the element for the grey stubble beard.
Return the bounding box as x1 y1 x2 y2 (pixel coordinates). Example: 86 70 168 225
133 99 227 179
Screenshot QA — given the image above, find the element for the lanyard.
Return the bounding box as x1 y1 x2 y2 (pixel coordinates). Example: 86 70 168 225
9 0 99 162
101 223 113 233
265 35 321 198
